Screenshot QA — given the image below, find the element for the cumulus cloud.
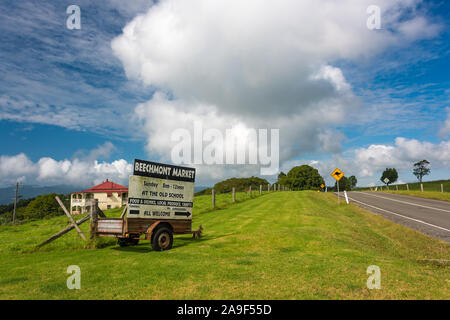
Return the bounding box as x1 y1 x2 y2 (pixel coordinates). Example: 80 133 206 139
355 137 450 176
0 153 132 188
111 0 440 180
438 107 450 138
284 137 450 186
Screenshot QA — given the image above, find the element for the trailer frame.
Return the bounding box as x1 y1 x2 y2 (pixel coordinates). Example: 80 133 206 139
93 206 202 251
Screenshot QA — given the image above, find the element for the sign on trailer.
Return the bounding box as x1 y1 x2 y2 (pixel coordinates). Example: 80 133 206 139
128 159 196 220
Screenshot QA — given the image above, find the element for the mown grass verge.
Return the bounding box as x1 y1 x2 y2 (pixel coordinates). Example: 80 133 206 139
0 191 448 299
371 190 450 202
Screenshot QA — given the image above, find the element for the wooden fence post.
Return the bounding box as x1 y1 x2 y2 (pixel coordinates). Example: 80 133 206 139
396 185 398 191
37 215 90 248
420 184 424 192
268 184 270 192
55 196 86 241
259 184 262 195
441 184 444 193
212 189 216 208
232 187 236 202
90 199 98 240
406 184 409 191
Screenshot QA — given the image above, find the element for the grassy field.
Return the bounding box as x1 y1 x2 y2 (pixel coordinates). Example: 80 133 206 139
371 190 450 202
0 191 449 299
358 179 450 192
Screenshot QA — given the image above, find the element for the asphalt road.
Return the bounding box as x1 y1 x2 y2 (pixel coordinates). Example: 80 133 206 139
341 191 450 243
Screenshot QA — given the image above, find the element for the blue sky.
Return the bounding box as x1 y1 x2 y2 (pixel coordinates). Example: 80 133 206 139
0 0 449 188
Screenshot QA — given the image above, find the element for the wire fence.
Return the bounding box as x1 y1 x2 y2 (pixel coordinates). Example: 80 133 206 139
362 181 449 193
0 185 291 253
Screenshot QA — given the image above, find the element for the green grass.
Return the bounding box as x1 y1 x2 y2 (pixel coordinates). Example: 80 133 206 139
0 191 448 299
358 179 450 192
370 190 450 202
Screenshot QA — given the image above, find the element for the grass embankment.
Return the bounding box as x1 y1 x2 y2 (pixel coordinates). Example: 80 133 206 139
0 191 448 299
372 190 450 202
358 179 449 192
357 179 450 202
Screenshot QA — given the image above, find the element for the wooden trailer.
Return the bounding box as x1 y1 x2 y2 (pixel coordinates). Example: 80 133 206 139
93 207 202 251
92 159 201 251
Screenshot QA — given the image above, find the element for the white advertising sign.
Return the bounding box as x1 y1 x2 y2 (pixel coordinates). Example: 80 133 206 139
128 159 196 220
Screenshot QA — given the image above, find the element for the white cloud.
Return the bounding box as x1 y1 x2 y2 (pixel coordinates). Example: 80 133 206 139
0 153 132 188
111 0 440 181
355 137 450 177
286 137 450 187
438 107 450 138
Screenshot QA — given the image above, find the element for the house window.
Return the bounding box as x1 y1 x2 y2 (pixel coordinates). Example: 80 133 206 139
107 205 111 209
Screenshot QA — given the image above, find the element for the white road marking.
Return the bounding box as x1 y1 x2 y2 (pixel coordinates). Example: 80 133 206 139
354 191 450 214
347 196 450 233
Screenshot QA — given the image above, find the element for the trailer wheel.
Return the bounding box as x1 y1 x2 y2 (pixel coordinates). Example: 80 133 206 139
128 234 140 246
118 237 130 247
151 227 173 251
118 236 139 247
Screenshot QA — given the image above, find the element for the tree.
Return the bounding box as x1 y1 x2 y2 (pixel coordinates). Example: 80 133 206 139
23 193 67 220
213 176 270 193
283 165 324 190
278 171 286 181
413 160 430 183
380 168 398 186
334 176 352 191
348 176 358 189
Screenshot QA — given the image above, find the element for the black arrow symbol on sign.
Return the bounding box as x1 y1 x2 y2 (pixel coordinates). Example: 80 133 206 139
175 211 191 217
334 172 342 177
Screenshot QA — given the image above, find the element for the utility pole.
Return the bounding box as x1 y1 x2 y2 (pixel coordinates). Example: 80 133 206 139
13 182 18 224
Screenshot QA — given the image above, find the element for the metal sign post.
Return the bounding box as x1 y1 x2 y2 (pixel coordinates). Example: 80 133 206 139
331 168 344 205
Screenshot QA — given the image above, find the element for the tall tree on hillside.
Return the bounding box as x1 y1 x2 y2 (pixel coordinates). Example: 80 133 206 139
334 176 352 191
348 176 358 189
413 160 430 183
380 168 398 186
284 165 325 190
278 171 286 181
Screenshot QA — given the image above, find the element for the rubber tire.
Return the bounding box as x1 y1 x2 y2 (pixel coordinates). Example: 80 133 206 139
118 237 140 247
118 237 130 247
129 238 139 246
151 227 173 251
128 234 140 246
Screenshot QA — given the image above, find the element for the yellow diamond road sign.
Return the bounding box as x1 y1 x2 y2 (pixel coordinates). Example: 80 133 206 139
331 168 344 181
320 184 325 188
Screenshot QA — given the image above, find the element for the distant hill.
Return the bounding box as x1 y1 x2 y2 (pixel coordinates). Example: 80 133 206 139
194 186 211 194
0 185 78 205
0 184 212 205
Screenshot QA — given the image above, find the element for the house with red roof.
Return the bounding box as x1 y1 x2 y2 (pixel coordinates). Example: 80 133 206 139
70 179 128 214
